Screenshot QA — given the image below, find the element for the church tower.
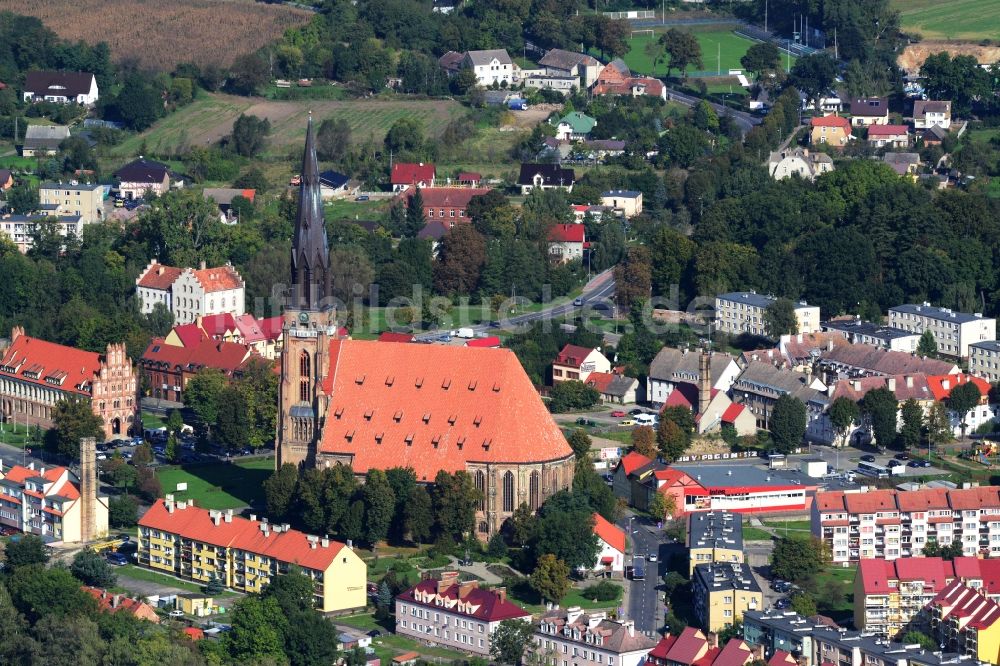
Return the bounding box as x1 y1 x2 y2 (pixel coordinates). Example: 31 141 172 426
276 115 338 469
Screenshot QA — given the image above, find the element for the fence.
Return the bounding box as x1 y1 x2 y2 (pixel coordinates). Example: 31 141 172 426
604 9 655 19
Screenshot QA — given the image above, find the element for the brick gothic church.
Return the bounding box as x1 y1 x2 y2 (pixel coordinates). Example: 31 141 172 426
276 119 575 537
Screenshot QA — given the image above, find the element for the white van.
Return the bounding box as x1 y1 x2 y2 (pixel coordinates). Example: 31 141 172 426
635 413 658 426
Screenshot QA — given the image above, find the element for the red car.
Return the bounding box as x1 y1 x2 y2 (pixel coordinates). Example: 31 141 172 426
611 410 627 417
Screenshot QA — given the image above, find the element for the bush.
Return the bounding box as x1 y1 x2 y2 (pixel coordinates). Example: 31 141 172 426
109 495 139 528
579 581 621 602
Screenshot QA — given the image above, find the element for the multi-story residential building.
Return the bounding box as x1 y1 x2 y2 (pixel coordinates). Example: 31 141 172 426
0 211 85 253
0 327 137 439
137 497 366 613
648 627 760 666
730 361 832 442
462 49 513 87
548 223 586 263
822 319 922 352
534 607 657 666
854 556 956 637
390 163 436 192
809 115 852 147
518 163 576 194
538 49 602 88
687 511 743 575
39 182 105 225
398 187 491 225
715 292 821 338
114 158 172 199
693 562 762 631
888 304 997 358
601 190 643 218
867 125 910 148
930 580 1000 665
592 512 627 576
23 71 99 105
969 342 1000 383
552 344 611 384
767 147 834 181
913 101 952 130
135 260 246 325
742 610 823 660
139 336 253 404
813 487 1000 564
850 97 889 126
395 572 530 656
647 347 740 409
0 451 108 543
164 313 285 361
815 342 959 383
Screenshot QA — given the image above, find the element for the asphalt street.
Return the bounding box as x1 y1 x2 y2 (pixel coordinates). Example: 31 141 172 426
664 87 762 135
617 513 681 635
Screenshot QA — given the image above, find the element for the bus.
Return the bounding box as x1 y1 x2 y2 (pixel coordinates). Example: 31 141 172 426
632 556 645 581
857 461 889 479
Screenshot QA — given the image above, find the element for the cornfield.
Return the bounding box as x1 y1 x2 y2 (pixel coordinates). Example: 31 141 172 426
6 0 313 71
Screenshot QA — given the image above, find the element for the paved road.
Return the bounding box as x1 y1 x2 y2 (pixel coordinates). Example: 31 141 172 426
617 513 679 635
665 86 762 135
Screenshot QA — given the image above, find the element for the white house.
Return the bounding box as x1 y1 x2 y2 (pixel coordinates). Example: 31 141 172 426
601 190 643 217
592 512 626 576
547 223 585 262
888 303 997 358
462 50 513 87
23 71 99 106
135 260 245 325
913 100 952 130
553 344 611 383
767 147 834 181
114 159 172 199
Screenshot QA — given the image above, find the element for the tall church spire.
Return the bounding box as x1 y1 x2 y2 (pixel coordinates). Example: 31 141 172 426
291 113 331 310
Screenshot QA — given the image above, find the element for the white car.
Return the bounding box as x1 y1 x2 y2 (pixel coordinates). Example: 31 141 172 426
168 609 185 618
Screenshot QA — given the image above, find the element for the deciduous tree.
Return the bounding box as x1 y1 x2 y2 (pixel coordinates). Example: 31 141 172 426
230 114 270 157
530 554 570 603
71 549 117 588
918 330 938 357
567 428 593 459
657 28 703 79
46 398 103 461
948 381 983 440
491 618 536 664
631 426 657 458
828 397 860 448
363 469 396 547
862 387 898 451
900 399 924 450
264 463 300 522
764 298 799 339
770 394 807 453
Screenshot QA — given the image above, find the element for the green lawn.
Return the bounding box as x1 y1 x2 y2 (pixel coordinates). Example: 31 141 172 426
622 29 788 78
505 580 622 613
764 519 812 532
141 410 167 431
816 564 856 617
325 198 386 222
893 0 1000 40
155 457 274 510
0 155 35 171
118 565 204 594
0 426 41 449
968 128 1000 144
743 527 773 541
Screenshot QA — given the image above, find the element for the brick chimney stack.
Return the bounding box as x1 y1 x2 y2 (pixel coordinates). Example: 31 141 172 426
80 437 97 542
698 344 712 415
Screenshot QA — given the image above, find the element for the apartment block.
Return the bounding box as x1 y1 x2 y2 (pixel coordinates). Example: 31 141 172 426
930 580 1000 665
970 342 1000 383
395 572 530 656
854 557 956 637
39 182 105 224
687 511 743 576
692 562 763 632
0 459 108 543
648 627 761 666
813 486 1000 564
534 607 656 666
137 497 366 613
715 292 820 338
888 304 996 358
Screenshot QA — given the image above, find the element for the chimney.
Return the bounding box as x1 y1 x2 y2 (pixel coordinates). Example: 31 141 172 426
210 510 221 526
623 620 635 637
887 377 896 392
943 379 951 391
706 632 719 649
112 594 121 609
458 580 478 598
224 509 233 523
495 587 507 603
566 606 585 624
797 333 803 343
199 261 206 270
321 537 329 548
166 501 174 513
852 380 861 391
906 375 914 388
827 339 834 352
698 345 712 415
438 571 460 594
79 437 97 542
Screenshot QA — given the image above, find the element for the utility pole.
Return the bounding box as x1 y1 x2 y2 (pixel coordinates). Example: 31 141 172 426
764 0 768 33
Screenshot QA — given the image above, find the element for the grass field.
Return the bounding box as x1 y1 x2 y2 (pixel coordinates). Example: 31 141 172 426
893 0 1000 41
816 564 856 617
743 527 773 540
112 93 468 160
623 29 786 77
155 457 274 510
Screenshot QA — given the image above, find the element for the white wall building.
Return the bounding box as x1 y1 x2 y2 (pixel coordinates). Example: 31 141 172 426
462 50 513 87
534 608 656 666
767 148 834 181
23 71 99 106
969 341 1000 383
135 260 245 324
888 303 996 358
715 292 821 338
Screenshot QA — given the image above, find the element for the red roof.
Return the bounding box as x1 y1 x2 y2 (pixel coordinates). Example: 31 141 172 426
378 332 416 343
171 323 208 348
868 124 910 136
927 373 989 402
189 265 243 293
136 261 182 290
458 172 481 182
183 627 204 641
83 586 160 623
650 634 679 661
234 314 266 344
548 223 585 243
141 337 252 375
199 313 237 337
713 639 753 666
620 451 653 476
844 489 898 513
259 316 283 341
896 487 950 511
720 403 745 423
811 115 851 129
140 499 350 571
950 486 1000 510
586 372 615 394
592 512 625 553
401 186 490 209
398 578 530 622
768 651 797 666
0 330 106 398
317 340 573 481
664 387 694 410
466 336 500 348
391 163 436 185
555 344 596 368
666 627 709 665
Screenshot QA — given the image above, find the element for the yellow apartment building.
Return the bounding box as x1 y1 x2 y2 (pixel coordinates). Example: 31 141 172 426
138 497 366 613
687 511 744 576
693 562 763 632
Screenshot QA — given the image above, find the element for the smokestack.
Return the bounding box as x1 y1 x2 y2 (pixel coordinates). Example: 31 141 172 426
80 437 98 541
698 345 712 415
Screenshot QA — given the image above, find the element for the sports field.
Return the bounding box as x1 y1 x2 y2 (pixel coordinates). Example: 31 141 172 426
622 28 791 78
893 0 1000 41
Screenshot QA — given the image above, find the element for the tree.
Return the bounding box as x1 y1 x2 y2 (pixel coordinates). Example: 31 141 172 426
740 42 781 81
657 419 689 462
901 631 937 651
771 537 826 584
828 397 860 448
487 531 508 559
764 298 799 339
228 53 269 95
8 565 95 623
166 409 184 435
5 535 48 570
434 225 487 295
384 117 424 155
658 28 703 79
567 428 592 460
216 386 249 450
70 549 117 588
185 368 226 426
108 495 138 528
164 432 179 464
632 426 657 458
862 387 898 451
284 609 341 666
265 463 300 522
549 380 600 413
491 618 536 665
223 596 288 663
132 442 154 467
46 398 103 460
402 188 426 238
770 395 807 454
948 381 983 440
363 469 396 547
614 247 652 311
432 470 480 542
649 492 675 521
790 53 838 111
6 182 39 214
533 492 600 570
316 118 352 162
230 114 271 157
693 101 719 133
405 485 434 543
113 76 161 130
530 554 571 603
205 572 225 596
28 614 103 666
918 330 938 356
790 591 817 617
900 399 924 450
926 401 952 453
509 503 539 548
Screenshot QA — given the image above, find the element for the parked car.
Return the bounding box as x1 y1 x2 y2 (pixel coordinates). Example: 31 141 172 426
573 298 584 306
907 460 923 468
861 454 876 463
355 195 370 201
611 410 627 417
618 419 635 426
576 418 596 426
629 408 645 416
168 609 185 618
889 460 903 468
106 552 129 566
96 453 107 461
919 459 932 467
775 597 791 609
896 452 910 460
648 553 657 562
